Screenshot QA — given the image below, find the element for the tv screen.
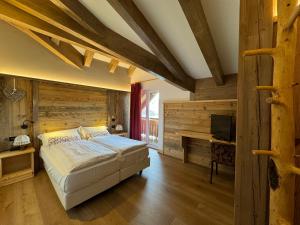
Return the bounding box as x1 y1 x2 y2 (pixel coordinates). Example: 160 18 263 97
211 114 235 141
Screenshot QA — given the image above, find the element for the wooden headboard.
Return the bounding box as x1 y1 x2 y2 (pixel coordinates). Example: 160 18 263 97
35 81 108 135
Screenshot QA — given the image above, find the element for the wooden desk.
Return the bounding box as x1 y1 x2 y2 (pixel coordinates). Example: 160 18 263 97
177 130 236 163
0 147 35 187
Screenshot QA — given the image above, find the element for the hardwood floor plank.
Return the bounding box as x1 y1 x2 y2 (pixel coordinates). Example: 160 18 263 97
0 150 234 225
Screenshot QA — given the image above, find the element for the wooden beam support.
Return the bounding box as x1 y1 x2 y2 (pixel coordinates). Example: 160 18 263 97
107 0 194 84
7 0 195 91
128 65 136 77
235 0 273 224
0 1 111 57
12 24 83 69
83 50 94 67
108 59 119 73
178 0 224 85
49 0 98 34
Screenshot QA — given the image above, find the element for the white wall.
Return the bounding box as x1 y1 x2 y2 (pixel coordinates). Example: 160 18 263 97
142 79 190 151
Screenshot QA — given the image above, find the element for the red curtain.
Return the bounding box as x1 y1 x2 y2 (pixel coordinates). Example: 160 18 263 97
130 83 142 140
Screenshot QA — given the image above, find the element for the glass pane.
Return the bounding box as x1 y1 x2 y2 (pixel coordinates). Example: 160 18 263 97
148 92 159 146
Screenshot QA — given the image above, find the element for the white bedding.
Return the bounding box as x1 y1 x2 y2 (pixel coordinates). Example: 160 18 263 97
41 147 119 194
41 140 117 175
90 135 147 155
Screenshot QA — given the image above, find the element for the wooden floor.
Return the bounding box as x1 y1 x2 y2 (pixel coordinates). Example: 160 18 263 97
0 150 234 225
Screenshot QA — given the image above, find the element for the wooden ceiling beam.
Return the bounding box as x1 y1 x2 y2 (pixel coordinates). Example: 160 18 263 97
128 65 136 77
8 0 195 91
83 50 94 67
12 24 83 69
49 0 97 34
178 0 224 85
107 0 194 84
108 59 119 73
0 1 112 58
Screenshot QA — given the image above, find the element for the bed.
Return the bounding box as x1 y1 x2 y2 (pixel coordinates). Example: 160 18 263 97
38 127 150 210
89 134 150 181
40 140 120 210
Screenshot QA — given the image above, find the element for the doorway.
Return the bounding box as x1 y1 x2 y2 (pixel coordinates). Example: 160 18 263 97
141 90 159 148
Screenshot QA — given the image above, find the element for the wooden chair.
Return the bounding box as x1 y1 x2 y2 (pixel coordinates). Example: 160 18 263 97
210 143 235 184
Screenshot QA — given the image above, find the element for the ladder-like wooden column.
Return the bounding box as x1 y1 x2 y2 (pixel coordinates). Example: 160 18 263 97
243 1 300 224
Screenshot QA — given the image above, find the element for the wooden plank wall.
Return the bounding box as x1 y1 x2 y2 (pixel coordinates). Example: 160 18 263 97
235 0 273 224
163 100 236 171
107 90 130 133
0 77 33 150
191 74 237 100
36 81 108 134
0 76 129 152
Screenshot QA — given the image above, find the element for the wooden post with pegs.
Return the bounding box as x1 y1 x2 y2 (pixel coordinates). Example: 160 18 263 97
243 0 300 224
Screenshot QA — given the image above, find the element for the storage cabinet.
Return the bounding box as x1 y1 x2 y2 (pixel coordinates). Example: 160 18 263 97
0 147 35 187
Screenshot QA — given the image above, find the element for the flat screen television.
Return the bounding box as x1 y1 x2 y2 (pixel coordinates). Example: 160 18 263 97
211 114 236 141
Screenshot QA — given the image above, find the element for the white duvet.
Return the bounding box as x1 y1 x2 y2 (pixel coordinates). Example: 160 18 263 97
41 140 117 175
90 135 147 155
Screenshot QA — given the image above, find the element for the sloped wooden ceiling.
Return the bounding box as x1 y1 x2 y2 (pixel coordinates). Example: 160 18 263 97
0 0 239 91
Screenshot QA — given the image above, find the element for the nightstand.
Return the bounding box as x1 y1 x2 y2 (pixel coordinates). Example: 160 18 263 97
0 147 35 187
112 132 129 137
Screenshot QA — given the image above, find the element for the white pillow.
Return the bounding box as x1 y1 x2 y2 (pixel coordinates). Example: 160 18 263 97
79 126 110 139
38 128 81 146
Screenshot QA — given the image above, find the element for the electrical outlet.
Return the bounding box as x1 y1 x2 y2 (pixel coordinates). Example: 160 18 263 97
9 136 16 141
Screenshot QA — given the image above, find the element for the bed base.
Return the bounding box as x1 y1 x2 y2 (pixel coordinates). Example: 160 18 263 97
45 157 150 210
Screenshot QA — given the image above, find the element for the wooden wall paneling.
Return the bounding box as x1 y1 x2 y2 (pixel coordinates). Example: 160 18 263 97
192 74 237 101
107 90 130 132
32 80 40 171
235 0 273 224
36 82 108 135
163 100 236 172
0 76 32 150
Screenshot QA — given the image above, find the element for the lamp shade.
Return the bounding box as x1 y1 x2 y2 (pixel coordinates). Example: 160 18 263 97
13 135 31 146
116 124 123 131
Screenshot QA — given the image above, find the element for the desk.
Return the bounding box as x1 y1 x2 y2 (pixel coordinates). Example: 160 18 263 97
177 131 236 183
177 130 236 163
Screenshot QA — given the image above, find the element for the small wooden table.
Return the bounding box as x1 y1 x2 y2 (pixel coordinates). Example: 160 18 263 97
0 147 35 187
177 131 236 183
